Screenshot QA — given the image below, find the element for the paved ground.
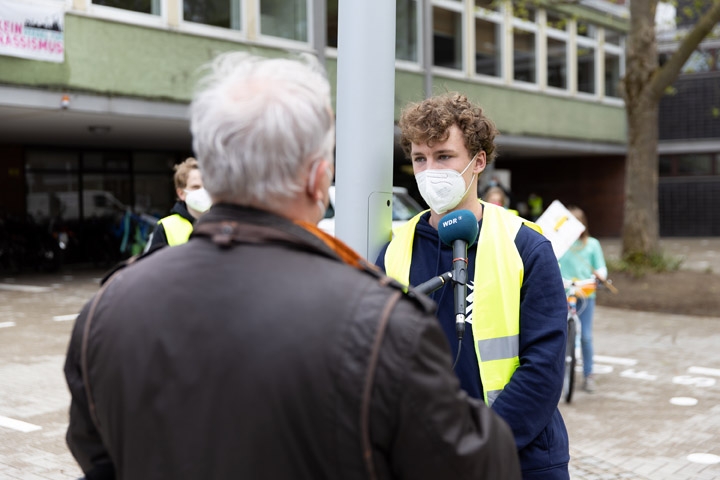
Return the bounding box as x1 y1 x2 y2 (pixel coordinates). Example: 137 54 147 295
0 237 719 479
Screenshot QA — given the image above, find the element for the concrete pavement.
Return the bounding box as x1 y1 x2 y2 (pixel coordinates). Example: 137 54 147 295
1 238 719 479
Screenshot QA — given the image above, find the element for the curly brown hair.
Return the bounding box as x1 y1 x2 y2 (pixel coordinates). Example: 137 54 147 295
398 93 499 163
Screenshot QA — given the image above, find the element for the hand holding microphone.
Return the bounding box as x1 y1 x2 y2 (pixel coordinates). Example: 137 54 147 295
437 209 479 340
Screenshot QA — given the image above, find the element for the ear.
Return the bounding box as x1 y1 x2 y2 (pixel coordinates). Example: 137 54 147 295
307 160 328 200
474 151 487 174
177 187 186 201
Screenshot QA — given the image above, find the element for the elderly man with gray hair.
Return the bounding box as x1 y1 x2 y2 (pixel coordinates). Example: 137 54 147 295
64 52 520 480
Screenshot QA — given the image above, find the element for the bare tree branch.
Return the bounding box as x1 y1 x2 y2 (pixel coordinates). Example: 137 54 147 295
649 0 720 100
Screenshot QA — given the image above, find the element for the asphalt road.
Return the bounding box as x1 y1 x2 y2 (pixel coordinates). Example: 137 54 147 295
1 254 719 479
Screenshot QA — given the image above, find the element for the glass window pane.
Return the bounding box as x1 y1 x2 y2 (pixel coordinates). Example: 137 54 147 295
83 152 131 172
677 154 712 175
135 173 174 217
327 0 338 48
578 45 595 93
26 173 80 222
547 11 568 31
184 0 239 29
547 37 566 89
659 156 673 176
577 21 598 38
513 28 535 83
476 0 498 11
133 152 176 173
475 18 501 77
396 0 418 62
260 0 307 42
513 5 535 22
26 150 78 171
605 52 621 97
92 0 158 15
433 7 462 70
605 28 622 45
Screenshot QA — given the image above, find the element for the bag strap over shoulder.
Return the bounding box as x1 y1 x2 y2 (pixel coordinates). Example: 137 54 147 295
361 278 402 480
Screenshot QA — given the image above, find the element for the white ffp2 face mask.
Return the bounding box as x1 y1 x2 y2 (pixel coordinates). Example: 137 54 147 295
416 156 476 214
185 188 212 217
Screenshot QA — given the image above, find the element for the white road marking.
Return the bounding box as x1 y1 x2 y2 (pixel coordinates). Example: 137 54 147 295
620 369 657 381
670 397 698 406
688 366 720 377
0 321 16 328
592 365 614 374
687 453 720 465
0 284 52 293
672 375 716 387
594 355 637 366
53 314 77 322
0 415 42 432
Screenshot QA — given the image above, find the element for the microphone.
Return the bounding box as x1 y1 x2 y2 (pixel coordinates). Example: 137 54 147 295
414 271 453 296
437 209 479 340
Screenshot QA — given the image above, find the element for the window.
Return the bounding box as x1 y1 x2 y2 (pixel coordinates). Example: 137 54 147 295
577 45 596 94
474 0 503 78
475 0 499 11
92 0 160 15
605 28 622 46
475 17 501 77
326 0 418 62
396 0 419 62
327 0 338 48
433 7 463 70
605 51 621 97
547 37 567 89
660 154 716 176
260 0 307 42
546 12 568 90
512 7 536 84
184 0 240 29
677 154 713 175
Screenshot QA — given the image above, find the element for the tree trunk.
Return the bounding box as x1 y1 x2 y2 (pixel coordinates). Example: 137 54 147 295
622 0 660 258
623 98 660 256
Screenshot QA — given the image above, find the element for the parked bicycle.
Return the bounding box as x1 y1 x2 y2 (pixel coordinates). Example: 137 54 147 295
561 278 597 403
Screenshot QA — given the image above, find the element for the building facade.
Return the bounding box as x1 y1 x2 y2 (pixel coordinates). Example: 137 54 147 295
0 0 630 267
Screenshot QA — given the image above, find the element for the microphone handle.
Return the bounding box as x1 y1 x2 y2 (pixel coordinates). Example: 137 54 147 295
414 271 453 295
452 239 469 340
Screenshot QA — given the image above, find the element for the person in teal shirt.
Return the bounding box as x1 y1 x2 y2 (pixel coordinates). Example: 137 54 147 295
559 206 607 393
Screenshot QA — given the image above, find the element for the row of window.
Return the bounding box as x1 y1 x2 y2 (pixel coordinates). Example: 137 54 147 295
82 0 626 99
660 153 720 177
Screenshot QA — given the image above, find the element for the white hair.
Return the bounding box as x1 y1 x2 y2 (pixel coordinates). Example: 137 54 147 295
190 52 334 209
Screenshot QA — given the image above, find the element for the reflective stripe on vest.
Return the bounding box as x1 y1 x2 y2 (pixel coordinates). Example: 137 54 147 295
158 214 193 246
384 201 541 406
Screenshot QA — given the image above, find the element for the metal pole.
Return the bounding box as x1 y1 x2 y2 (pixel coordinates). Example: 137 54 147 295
423 0 433 98
335 1 397 260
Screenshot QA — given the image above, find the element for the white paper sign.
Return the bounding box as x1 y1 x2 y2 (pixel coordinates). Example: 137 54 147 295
0 0 65 63
534 200 585 259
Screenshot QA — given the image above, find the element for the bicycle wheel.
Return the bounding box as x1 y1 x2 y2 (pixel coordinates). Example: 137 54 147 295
563 316 578 403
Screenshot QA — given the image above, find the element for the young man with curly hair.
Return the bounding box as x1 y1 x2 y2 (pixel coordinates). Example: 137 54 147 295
376 93 570 479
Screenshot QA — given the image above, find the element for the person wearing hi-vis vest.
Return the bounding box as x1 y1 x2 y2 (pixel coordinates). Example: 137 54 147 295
145 157 204 252
376 93 569 480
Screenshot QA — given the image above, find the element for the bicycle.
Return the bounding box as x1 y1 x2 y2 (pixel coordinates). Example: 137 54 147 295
561 278 596 403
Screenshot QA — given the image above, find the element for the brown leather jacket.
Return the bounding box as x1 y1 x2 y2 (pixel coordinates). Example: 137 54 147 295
65 204 521 480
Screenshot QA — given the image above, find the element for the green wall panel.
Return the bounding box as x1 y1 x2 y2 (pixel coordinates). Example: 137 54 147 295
393 73 626 144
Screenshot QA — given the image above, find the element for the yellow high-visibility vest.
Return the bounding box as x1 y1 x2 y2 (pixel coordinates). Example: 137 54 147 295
385 202 541 406
158 214 193 246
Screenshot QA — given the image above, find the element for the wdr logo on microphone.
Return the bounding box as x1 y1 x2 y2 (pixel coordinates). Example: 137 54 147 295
442 216 460 228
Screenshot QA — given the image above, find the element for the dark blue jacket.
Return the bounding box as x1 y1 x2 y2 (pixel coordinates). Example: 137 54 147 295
377 210 569 479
